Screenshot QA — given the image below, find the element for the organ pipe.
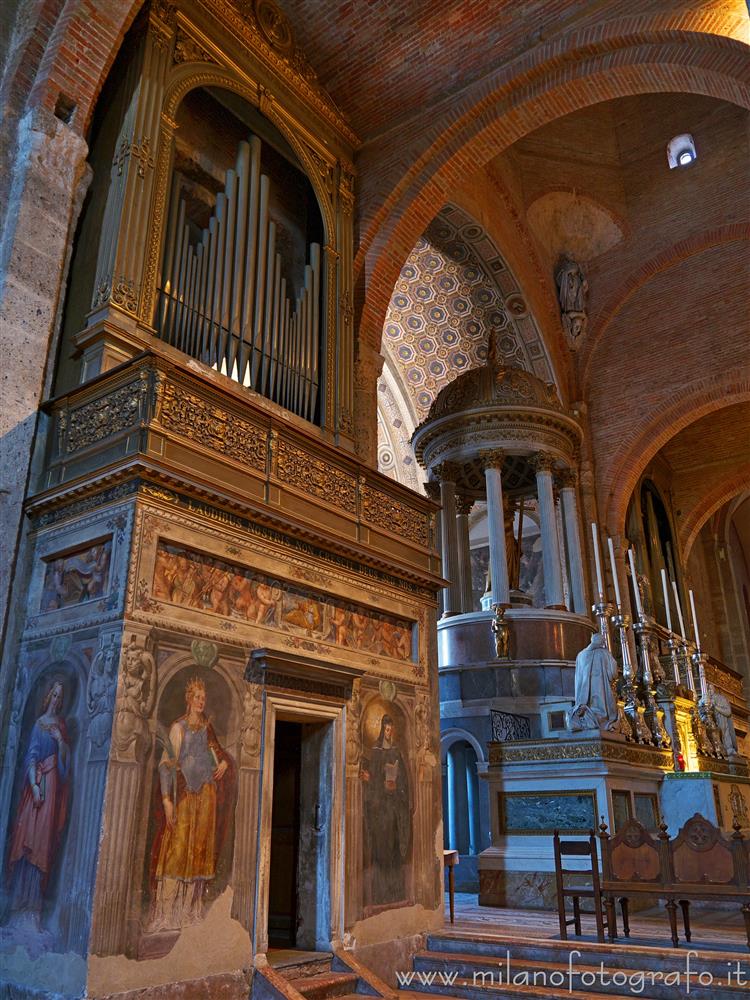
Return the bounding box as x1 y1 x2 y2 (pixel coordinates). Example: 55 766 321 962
159 136 322 422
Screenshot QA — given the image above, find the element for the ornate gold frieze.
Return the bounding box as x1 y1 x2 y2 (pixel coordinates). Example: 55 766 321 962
66 380 146 453
276 439 357 513
156 379 267 470
488 739 673 770
361 483 429 548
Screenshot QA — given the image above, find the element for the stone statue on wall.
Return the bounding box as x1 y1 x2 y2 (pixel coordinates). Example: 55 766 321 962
113 635 156 762
710 685 739 757
567 633 619 731
555 256 588 343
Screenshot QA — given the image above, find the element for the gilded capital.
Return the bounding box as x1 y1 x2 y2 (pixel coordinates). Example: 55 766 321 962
557 468 577 490
480 449 506 471
423 480 441 503
455 494 475 516
532 451 556 475
433 461 460 484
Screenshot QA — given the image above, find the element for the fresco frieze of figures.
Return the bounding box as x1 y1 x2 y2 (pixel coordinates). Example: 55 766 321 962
152 542 415 662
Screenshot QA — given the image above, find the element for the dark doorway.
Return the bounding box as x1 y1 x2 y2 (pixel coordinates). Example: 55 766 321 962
268 720 302 947
267 716 334 953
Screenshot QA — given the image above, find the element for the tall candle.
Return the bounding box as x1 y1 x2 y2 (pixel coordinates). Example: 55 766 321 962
591 523 605 600
627 548 643 618
689 589 701 651
699 660 708 700
660 569 673 632
607 536 622 608
672 581 687 640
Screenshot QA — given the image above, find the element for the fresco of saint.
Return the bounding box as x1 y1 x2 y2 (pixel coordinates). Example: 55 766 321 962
361 713 411 907
6 680 70 929
149 678 234 931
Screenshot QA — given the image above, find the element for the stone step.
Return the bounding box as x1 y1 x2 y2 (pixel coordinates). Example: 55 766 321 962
412 949 750 1000
287 971 360 1000
426 932 750 975
402 976 662 1000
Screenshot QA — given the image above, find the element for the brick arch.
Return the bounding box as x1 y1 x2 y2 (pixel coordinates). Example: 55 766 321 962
682 466 750 562
26 0 145 132
580 224 750 391
602 382 750 535
356 27 750 353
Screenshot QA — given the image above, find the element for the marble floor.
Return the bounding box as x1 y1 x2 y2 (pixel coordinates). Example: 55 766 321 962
445 891 748 951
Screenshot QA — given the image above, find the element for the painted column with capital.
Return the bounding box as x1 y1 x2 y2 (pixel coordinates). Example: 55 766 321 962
482 451 511 607
558 468 588 614
435 462 461 616
534 452 565 609
456 494 475 613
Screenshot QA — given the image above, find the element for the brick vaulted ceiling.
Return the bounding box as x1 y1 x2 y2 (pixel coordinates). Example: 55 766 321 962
273 0 707 142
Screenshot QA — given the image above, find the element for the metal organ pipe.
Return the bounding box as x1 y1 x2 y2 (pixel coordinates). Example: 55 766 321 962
158 134 322 422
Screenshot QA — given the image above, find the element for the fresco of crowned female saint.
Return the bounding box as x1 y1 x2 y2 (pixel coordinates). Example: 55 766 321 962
149 677 235 932
5 680 71 933
361 711 411 908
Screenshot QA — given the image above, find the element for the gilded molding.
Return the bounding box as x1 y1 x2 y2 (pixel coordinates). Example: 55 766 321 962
156 379 268 469
276 439 357 513
173 27 216 64
361 483 429 547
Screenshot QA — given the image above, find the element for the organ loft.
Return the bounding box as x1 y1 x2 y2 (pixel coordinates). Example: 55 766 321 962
0 1 748 998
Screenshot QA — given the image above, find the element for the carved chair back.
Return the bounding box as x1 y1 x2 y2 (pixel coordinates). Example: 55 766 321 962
599 818 669 886
670 813 745 887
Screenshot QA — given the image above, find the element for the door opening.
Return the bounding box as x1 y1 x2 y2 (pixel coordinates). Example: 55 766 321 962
267 717 333 951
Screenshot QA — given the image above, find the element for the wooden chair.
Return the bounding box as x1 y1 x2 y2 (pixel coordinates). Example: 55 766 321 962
553 830 610 943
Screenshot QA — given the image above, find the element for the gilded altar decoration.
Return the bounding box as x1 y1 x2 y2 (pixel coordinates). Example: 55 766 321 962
40 540 112 610
152 542 415 661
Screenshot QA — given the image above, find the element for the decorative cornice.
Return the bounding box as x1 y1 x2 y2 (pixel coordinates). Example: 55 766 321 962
488 738 673 769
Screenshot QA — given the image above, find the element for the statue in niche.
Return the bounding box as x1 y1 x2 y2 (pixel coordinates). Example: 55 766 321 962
361 712 411 907
567 634 620 732
150 677 234 931
555 256 589 343
710 685 739 757
5 679 70 933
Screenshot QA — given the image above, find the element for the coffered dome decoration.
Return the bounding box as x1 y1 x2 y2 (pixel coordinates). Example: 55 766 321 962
381 203 557 421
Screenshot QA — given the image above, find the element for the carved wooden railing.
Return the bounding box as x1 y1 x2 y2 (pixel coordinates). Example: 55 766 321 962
35 350 441 583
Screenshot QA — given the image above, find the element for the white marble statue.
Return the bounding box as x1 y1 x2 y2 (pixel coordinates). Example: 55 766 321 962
710 684 739 757
567 633 620 732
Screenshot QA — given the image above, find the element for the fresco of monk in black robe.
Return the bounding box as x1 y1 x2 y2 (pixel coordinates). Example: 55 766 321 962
361 712 411 908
